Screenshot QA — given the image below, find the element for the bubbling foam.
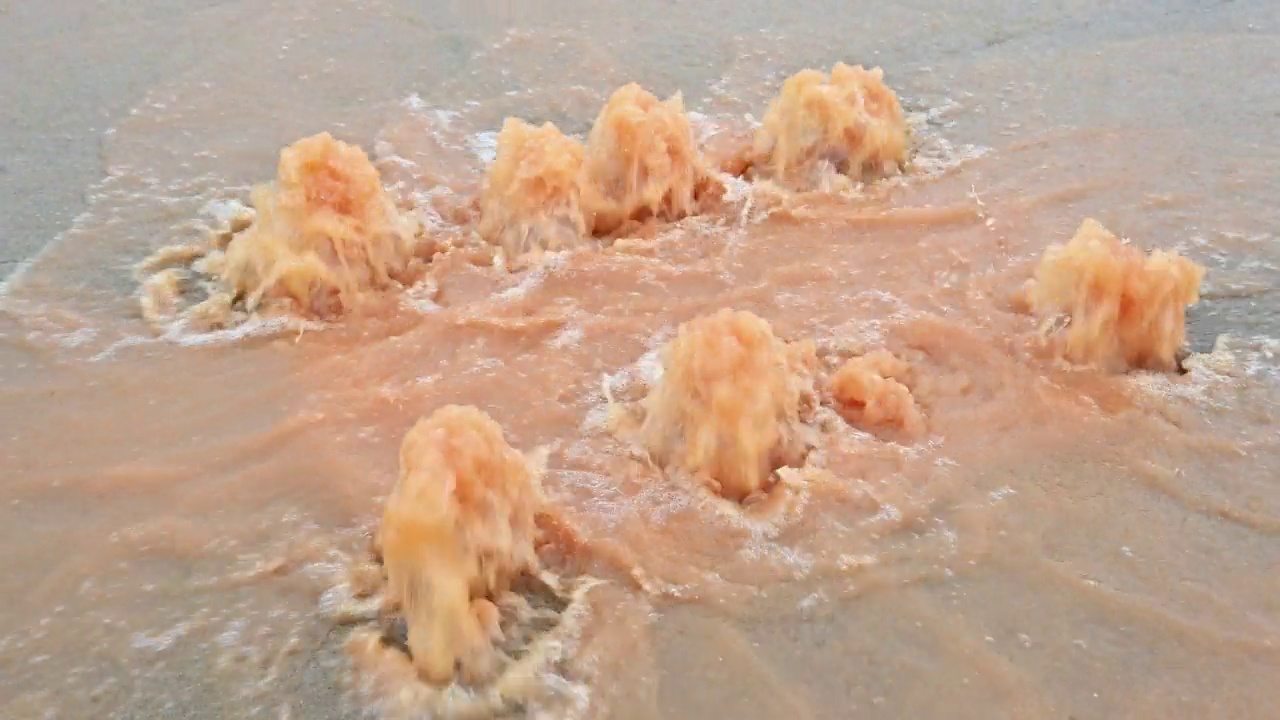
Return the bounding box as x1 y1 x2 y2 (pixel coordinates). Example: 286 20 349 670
1028 218 1205 372
478 118 588 269
137 132 423 329
752 63 909 188
579 83 718 235
378 405 542 684
630 310 818 503
218 132 421 316
829 350 926 439
476 83 720 266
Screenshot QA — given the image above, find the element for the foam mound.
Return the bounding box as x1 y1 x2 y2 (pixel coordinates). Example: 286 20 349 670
377 405 543 684
579 83 717 235
632 309 818 502
478 118 588 268
1028 218 1205 372
218 132 420 316
830 350 925 439
137 132 421 329
752 63 909 187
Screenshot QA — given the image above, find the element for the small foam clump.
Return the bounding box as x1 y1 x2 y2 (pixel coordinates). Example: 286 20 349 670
830 350 925 438
634 309 817 502
753 63 909 187
578 83 717 235
478 118 588 269
138 132 421 329
1028 218 1205 372
378 405 542 684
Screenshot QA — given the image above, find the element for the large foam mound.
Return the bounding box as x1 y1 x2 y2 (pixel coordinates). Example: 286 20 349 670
478 118 588 268
378 405 543 684
214 132 420 318
753 63 909 187
636 309 817 502
830 350 925 439
1028 218 1205 372
579 83 716 235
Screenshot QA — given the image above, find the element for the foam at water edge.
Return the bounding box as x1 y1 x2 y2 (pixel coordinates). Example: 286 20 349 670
467 131 501 165
408 185 459 232
685 111 719 145
201 197 254 227
903 95 989 178
130 622 193 653
549 322 585 349
581 330 670 434
20 323 100 350
592 326 673 414
89 314 327 362
1130 334 1280 407
402 278 441 314
494 251 570 300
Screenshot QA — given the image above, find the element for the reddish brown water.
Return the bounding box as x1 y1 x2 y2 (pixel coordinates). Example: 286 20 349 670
2 0 1279 718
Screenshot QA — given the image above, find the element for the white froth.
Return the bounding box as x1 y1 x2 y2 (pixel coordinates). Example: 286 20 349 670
466 130 500 165
495 251 568 301
130 621 192 652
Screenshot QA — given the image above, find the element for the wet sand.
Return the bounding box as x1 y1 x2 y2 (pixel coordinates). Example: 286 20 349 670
2 1 1279 718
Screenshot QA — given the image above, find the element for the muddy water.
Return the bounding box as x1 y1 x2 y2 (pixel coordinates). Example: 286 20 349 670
3 0 1280 718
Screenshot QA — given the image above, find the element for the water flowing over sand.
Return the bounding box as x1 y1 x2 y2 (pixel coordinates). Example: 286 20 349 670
2 1 1279 718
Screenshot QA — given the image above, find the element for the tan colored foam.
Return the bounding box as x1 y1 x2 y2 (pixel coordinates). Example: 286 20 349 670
217 132 419 318
378 405 542 684
579 83 716 235
753 63 909 187
830 350 926 438
138 268 187 327
477 118 588 268
1028 218 1204 372
635 309 817 502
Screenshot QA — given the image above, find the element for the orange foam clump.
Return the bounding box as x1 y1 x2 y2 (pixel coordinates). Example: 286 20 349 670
378 405 542 684
638 309 817 502
753 63 909 187
830 350 925 438
1028 218 1205 372
579 83 716 235
477 118 588 268
219 132 419 317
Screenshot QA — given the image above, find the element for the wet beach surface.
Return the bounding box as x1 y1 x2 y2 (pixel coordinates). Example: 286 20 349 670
2 1 1278 718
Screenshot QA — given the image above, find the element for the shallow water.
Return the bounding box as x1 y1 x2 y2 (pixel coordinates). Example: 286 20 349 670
3 0 1279 718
